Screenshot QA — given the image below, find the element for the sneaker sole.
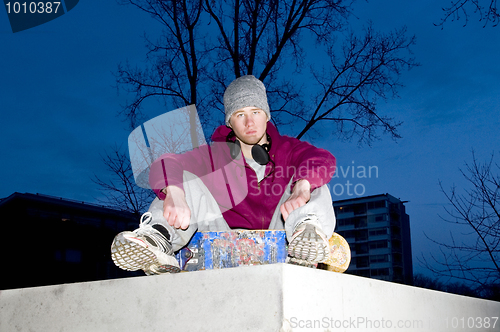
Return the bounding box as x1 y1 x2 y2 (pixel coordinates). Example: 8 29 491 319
288 224 329 263
286 256 318 269
111 232 180 274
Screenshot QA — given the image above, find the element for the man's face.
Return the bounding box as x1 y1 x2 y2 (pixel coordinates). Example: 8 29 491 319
229 106 268 146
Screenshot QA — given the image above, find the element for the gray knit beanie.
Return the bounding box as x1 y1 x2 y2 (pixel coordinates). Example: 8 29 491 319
224 75 271 126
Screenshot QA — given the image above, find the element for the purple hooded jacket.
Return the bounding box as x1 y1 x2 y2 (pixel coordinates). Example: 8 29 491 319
149 122 336 229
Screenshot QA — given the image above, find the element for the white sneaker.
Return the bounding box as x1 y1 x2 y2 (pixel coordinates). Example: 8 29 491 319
287 214 329 266
111 212 180 275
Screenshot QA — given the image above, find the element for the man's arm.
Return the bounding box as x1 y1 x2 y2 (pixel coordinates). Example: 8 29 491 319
279 137 336 221
161 185 191 230
280 179 311 221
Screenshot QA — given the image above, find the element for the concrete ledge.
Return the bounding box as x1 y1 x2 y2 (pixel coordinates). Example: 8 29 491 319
1 264 499 331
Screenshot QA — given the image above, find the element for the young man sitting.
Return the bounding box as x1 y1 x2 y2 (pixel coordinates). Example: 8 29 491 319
111 75 337 275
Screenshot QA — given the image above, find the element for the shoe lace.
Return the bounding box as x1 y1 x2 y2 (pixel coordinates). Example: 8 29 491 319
139 211 154 226
301 214 320 227
136 212 171 253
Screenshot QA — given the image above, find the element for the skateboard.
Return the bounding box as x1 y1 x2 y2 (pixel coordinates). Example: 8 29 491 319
176 230 350 272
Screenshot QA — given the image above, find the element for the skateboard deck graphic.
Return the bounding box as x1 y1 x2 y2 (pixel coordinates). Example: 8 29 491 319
318 232 351 273
176 230 350 272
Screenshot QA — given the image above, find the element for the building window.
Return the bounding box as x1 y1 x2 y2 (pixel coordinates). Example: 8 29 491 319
369 240 388 250
369 228 388 237
337 218 353 228
335 206 353 214
66 249 82 263
355 270 370 277
75 216 101 227
371 268 390 277
353 203 366 215
356 243 369 254
104 219 117 229
354 217 367 228
356 256 369 268
355 230 368 241
339 230 355 239
54 249 82 263
367 200 386 210
370 254 389 263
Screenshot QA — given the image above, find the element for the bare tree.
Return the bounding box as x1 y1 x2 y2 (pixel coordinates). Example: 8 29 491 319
100 0 417 213
116 0 205 143
294 25 413 142
436 0 499 27
93 145 156 216
421 151 500 298
115 0 417 144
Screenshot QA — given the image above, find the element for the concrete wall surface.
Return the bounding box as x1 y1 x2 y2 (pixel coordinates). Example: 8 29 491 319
1 264 499 332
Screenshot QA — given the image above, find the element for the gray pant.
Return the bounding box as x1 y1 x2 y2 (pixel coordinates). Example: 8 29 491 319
148 172 336 252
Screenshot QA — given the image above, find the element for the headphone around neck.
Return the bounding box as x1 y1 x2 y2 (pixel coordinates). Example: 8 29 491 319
226 130 272 165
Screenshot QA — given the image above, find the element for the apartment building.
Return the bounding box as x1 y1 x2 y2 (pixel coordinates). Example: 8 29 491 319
0 192 142 290
333 193 413 284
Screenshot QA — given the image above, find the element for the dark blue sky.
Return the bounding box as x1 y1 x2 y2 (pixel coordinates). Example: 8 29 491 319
1 0 499 276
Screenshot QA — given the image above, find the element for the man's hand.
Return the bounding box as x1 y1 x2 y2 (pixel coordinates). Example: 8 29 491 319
162 186 191 230
280 179 311 221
